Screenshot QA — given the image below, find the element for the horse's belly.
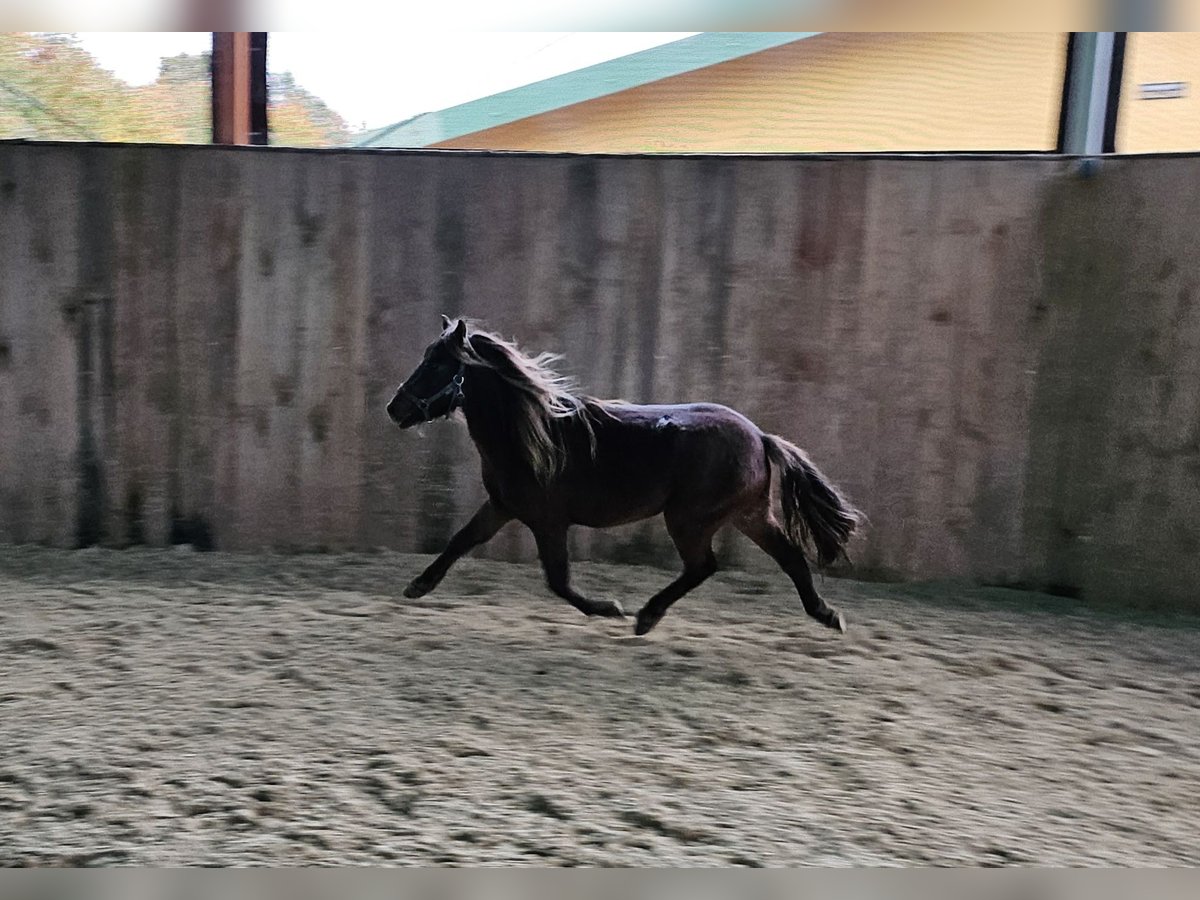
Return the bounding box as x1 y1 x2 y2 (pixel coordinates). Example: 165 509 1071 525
567 488 669 529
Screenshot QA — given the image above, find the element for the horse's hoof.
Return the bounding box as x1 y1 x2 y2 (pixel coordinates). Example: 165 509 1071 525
403 579 432 599
588 600 626 619
828 610 846 633
633 610 660 636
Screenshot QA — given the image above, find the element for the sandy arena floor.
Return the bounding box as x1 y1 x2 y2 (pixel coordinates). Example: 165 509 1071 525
1 546 1198 866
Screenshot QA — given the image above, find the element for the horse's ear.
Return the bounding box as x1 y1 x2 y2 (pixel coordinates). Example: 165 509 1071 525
452 318 468 344
440 314 452 332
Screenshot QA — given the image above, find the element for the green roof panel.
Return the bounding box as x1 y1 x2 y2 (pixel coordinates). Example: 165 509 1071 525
354 32 819 148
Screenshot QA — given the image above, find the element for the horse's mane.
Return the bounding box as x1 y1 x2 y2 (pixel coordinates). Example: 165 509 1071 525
451 326 609 482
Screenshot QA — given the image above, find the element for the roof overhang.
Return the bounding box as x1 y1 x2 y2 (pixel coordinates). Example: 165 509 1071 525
354 32 821 148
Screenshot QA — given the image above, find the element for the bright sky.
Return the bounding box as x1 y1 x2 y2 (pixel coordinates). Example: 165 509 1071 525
74 32 698 132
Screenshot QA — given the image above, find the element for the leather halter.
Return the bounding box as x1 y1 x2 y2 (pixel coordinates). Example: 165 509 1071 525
398 363 466 422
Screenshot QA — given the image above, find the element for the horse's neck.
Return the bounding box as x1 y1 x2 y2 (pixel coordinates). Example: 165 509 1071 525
461 367 526 468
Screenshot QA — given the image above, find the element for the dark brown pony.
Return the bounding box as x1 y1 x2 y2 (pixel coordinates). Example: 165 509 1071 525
387 317 862 636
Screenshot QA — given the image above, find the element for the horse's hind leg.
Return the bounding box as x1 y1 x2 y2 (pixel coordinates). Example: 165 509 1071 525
532 525 626 618
737 512 845 632
634 514 720 636
404 501 511 598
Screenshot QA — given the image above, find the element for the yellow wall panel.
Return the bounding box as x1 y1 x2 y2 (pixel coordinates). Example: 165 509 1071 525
1117 32 1200 153
436 32 1068 153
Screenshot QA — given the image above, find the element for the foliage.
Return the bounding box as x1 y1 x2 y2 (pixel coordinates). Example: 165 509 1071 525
267 71 350 147
0 32 351 146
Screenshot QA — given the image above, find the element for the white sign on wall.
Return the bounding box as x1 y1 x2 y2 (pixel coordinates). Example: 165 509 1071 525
1139 82 1189 100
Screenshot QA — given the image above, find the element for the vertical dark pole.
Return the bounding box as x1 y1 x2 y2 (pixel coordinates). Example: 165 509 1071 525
1102 32 1128 154
1055 33 1080 154
249 32 268 145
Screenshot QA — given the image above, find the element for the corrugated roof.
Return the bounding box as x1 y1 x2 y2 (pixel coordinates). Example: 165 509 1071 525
353 32 820 148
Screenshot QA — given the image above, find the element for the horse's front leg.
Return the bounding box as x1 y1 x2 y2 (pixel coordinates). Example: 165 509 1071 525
531 525 625 618
404 501 511 598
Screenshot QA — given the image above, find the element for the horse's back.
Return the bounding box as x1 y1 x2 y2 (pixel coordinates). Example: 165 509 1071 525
597 400 762 439
585 400 770 516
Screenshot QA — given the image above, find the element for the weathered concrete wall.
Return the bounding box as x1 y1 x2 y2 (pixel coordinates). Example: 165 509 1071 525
1 142 1198 609
1023 158 1200 608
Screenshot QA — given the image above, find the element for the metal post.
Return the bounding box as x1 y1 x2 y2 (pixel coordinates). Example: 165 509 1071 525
249 32 268 145
1058 32 1127 156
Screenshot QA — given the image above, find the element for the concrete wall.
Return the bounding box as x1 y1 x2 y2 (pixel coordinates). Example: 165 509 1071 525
1 142 1198 610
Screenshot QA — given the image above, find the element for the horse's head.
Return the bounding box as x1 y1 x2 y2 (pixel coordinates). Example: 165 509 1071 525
386 315 469 428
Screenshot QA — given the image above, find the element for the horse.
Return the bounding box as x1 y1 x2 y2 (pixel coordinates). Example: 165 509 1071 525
386 316 863 636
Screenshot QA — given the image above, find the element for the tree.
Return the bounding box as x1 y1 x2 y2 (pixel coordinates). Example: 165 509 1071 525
157 52 210 84
0 33 352 147
0 32 134 141
130 53 211 143
269 71 350 147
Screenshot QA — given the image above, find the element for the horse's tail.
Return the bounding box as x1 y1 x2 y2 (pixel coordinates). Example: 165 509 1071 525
762 434 862 568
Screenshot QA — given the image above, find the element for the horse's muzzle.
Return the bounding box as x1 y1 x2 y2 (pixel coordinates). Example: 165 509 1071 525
386 395 417 428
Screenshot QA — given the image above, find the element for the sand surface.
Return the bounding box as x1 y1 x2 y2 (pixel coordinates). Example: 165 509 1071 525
1 546 1198 866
